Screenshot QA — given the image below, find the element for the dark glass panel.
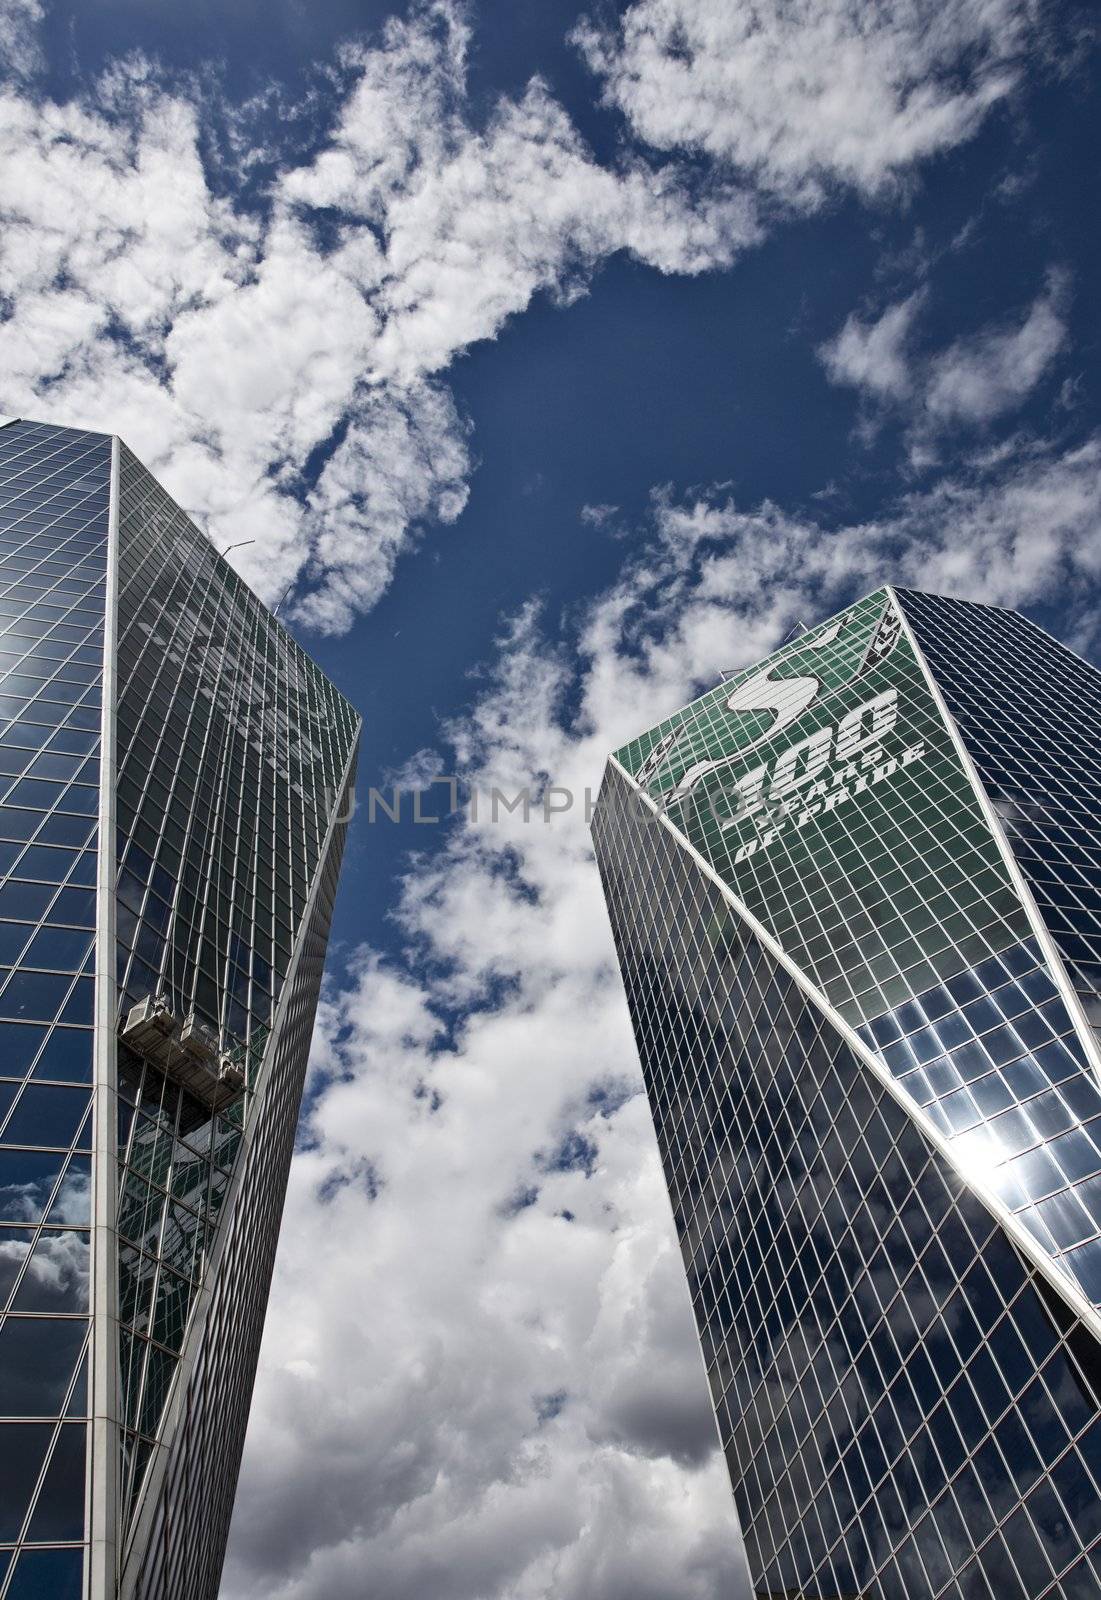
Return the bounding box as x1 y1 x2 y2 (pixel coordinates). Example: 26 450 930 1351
57 978 93 1026
28 1028 92 1085
138 1345 177 1439
43 886 95 928
0 1317 86 1415
5 778 72 809
0 922 31 964
0 1022 47 1078
27 752 85 782
7 846 77 883
3 1545 84 1600
1 1086 91 1148
151 1268 191 1353
21 926 93 971
63 1348 88 1418
0 1421 53 1539
0 970 72 1022
0 883 54 921
0 809 41 842
23 1421 86 1540
64 851 96 888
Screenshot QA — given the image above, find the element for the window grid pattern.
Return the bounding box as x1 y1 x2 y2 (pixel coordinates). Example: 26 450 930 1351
614 592 1031 1034
594 761 1101 1600
114 442 358 1050
114 1043 243 1522
612 585 1101 1315
897 590 1101 1056
127 791 351 1600
111 446 360 1532
855 949 1101 1312
0 420 110 1600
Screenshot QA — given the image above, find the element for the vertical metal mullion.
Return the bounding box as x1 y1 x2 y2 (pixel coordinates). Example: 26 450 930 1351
89 434 121 1600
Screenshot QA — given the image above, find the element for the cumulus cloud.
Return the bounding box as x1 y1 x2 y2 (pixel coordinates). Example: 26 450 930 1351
2 0 1062 634
1 0 1062 631
574 0 1038 204
820 271 1069 450
296 381 472 633
223 430 1101 1600
0 0 757 630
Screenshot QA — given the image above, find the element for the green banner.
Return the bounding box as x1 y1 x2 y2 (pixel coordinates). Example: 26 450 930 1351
614 589 1031 1027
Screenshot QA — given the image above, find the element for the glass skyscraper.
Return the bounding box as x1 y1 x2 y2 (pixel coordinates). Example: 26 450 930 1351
0 419 360 1600
593 588 1101 1599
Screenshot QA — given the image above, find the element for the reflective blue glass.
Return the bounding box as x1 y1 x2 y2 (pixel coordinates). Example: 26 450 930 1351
594 581 1101 1598
0 419 108 1573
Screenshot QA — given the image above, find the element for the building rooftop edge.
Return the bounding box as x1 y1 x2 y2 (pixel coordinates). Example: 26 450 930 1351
2 415 363 733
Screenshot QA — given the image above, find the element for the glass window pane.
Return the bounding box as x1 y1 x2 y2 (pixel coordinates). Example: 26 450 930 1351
29 1027 93 1085
44 1154 91 1226
2 1086 91 1148
0 1317 86 1415
0 1149 67 1222
4 1545 84 1600
10 1230 89 1314
24 1422 86 1540
0 1022 47 1077
0 1421 53 1539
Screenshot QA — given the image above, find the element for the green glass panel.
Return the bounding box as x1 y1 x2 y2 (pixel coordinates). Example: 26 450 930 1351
614 591 1031 1028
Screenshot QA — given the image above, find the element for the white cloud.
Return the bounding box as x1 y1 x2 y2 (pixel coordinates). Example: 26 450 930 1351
574 0 1037 204
296 380 472 633
820 272 1069 446
643 435 1101 637
1 0 1062 636
380 744 450 792
225 431 1101 1600
282 26 758 388
924 270 1069 423
0 0 756 631
0 0 42 78
818 290 925 399
1 0 1057 631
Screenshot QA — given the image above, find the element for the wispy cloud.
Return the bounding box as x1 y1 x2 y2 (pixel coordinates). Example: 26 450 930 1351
573 0 1040 205
0 0 42 77
1 0 1065 632
819 271 1070 453
818 290 926 400
923 271 1069 424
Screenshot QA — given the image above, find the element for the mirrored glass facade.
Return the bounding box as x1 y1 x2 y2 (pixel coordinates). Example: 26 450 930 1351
0 419 360 1600
0 421 107 1600
896 590 1101 1059
593 588 1101 1598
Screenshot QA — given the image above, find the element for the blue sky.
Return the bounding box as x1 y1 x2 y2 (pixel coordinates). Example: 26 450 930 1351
2 1 1100 1596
